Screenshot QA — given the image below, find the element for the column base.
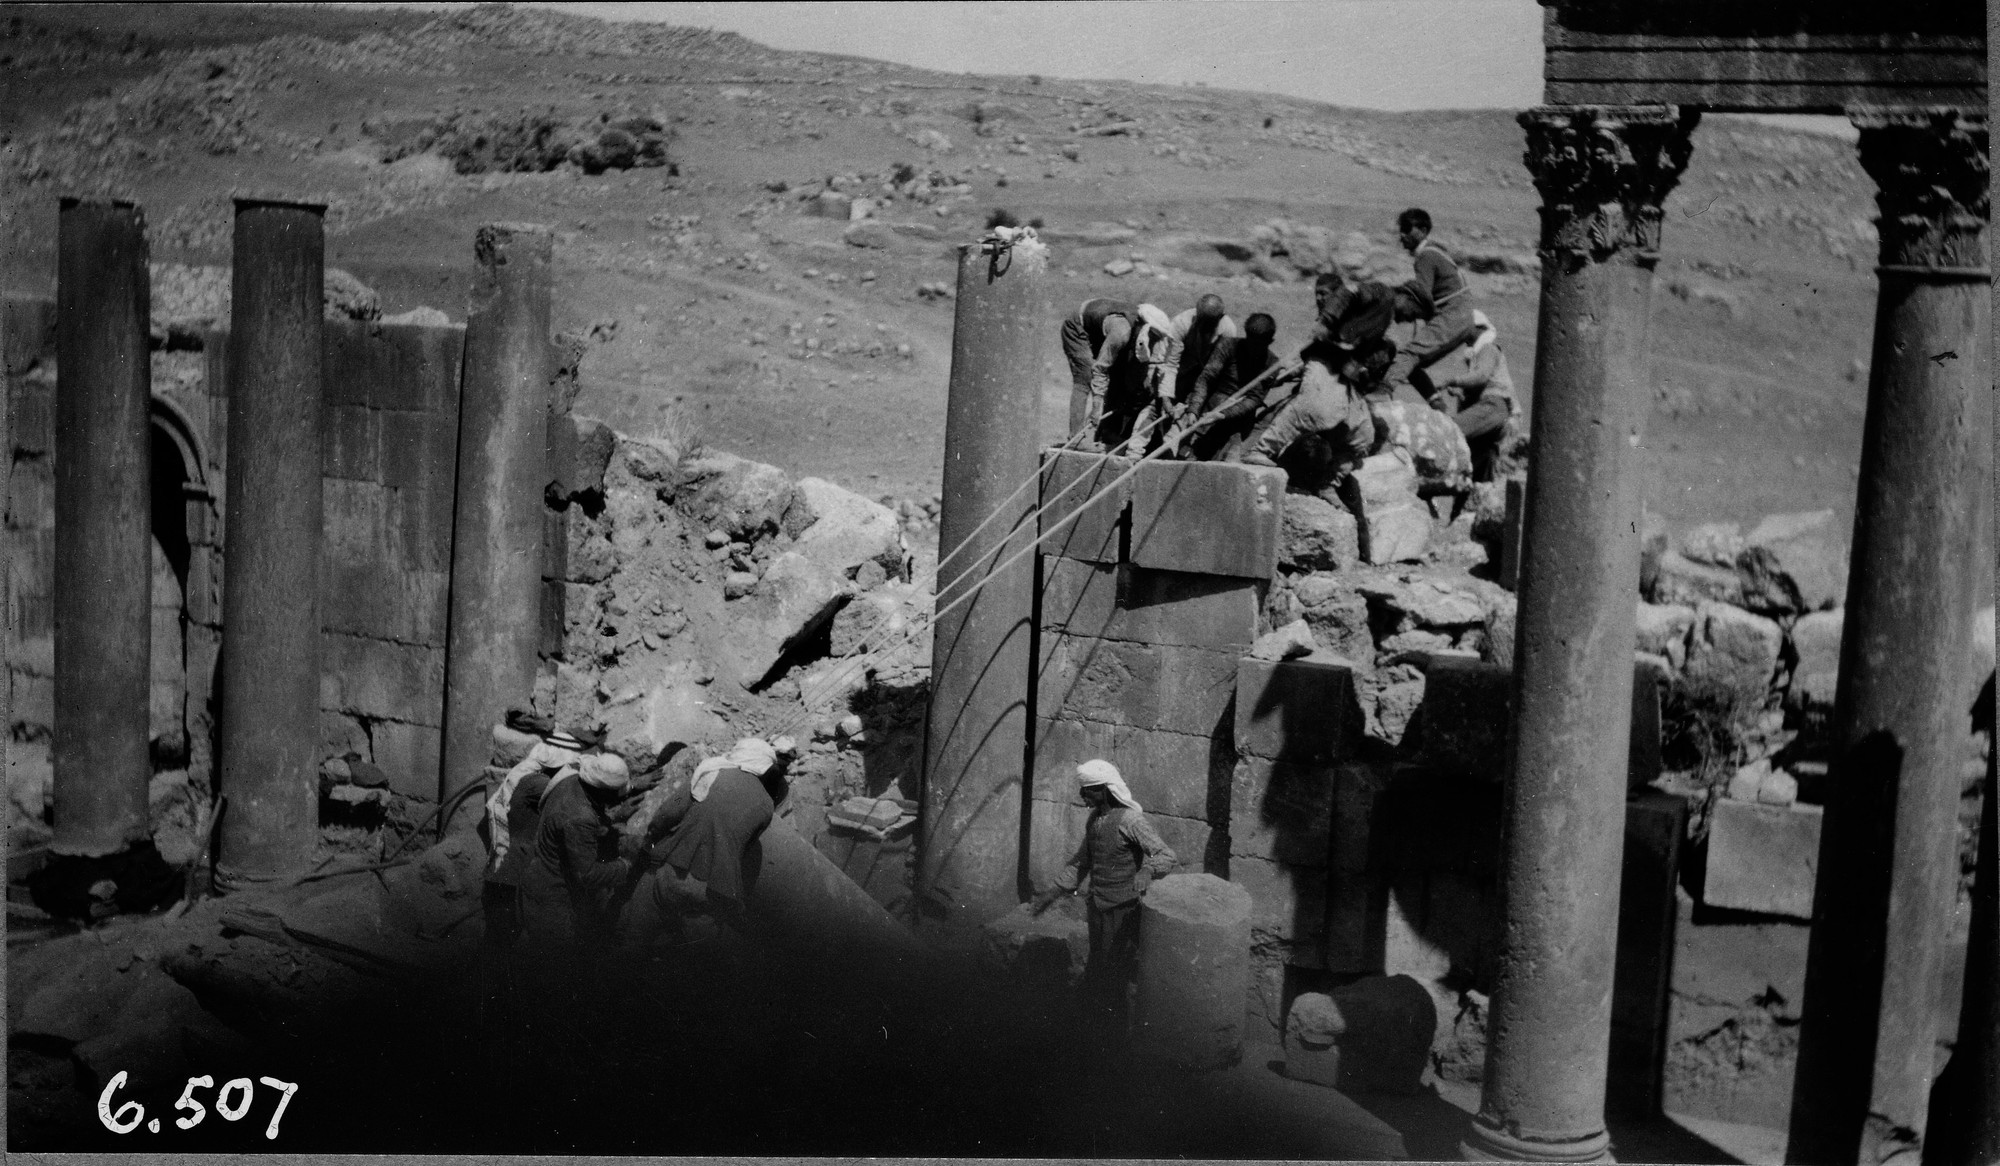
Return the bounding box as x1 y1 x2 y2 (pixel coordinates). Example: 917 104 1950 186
1461 1117 1613 1163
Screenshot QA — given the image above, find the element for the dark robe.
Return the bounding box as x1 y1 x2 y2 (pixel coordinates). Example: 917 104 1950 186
650 766 775 906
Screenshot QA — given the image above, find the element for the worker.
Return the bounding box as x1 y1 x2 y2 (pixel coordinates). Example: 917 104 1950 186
1419 309 1518 481
1385 207 1477 394
636 737 796 926
1032 759 1178 1045
1169 294 1242 407
1175 311 1279 461
1231 338 1396 483
1305 270 1399 363
519 751 633 947
1060 298 1180 452
483 725 586 948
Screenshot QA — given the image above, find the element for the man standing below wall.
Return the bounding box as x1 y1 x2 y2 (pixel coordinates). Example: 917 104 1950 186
1386 207 1477 395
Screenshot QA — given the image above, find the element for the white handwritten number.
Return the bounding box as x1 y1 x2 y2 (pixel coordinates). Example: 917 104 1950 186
215 1077 254 1122
174 1075 213 1129
258 1077 299 1139
96 1071 145 1134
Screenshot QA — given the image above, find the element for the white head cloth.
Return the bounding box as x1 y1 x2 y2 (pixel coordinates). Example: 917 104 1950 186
1075 758 1141 811
577 752 630 791
691 737 779 802
1471 309 1497 353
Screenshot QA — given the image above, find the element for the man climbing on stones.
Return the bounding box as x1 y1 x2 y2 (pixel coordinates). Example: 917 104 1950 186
1060 297 1180 452
625 736 797 939
1418 309 1518 481
1033 759 1178 1045
1386 206 1477 396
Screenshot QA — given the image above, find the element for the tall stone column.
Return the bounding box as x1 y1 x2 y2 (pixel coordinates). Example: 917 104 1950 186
441 224 553 806
1788 109 1989 1166
917 237 1045 923
51 198 153 857
1464 105 1696 1164
216 199 326 885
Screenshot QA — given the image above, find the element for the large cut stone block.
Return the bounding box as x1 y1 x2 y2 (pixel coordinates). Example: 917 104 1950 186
1635 602 1696 671
1234 656 1361 764
1683 601 1782 706
1039 447 1132 564
1280 491 1360 572
1230 758 1335 867
1039 559 1261 648
1414 658 1660 786
548 413 616 502
1037 636 1239 736
1032 717 1222 821
1297 578 1376 668
323 633 446 724
1736 510 1848 616
1703 798 1822 920
1230 854 1330 967
322 404 380 481
1135 874 1252 1069
790 476 906 580
1129 458 1285 578
1648 550 1745 608
1787 609 1844 709
368 719 442 801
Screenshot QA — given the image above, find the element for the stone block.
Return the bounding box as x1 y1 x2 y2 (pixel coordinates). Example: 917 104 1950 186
322 404 379 481
1280 492 1360 572
1285 1038 1344 1089
1736 510 1848 615
1648 550 1745 608
489 723 539 769
1250 621 1318 662
722 551 852 689
1639 509 1670 597
368 719 442 801
1149 813 1213 873
1703 798 1822 920
603 663 727 771
1230 758 1335 867
1037 636 1239 737
323 633 446 724
1134 874 1252 1070
1129 458 1285 579
3 296 55 375
550 414 616 501
981 900 1088 990
395 458 460 574
1039 447 1131 564
1635 602 1696 671
1357 576 1491 630
1025 796 1087 891
1681 522 1744 566
1684 602 1782 706
790 476 906 579
10 672 52 734
674 449 799 541
1787 609 1844 709
323 478 392 566
379 408 455 497
1234 656 1360 764
1041 560 1261 648
1482 593 1517 669
1415 657 1512 781
1299 582 1376 668
1031 717 1222 821
1360 503 1431 566
1323 974 1437 1095
830 582 925 656
1230 854 1329 967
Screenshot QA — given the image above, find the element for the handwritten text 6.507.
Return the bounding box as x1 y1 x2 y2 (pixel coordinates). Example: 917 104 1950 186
97 1072 299 1139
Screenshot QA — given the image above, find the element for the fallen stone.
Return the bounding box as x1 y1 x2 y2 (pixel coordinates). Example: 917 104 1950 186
980 898 1088 989
324 267 382 321
1736 510 1848 615
1366 399 1473 495
1250 619 1317 662
1348 452 1429 564
1787 609 1844 709
1684 602 1783 707
1635 602 1697 671
674 450 799 542
1648 550 1745 608
812 190 853 218
723 571 760 600
842 220 896 249
1681 522 1744 566
1358 576 1488 629
1281 492 1360 572
724 551 853 688
831 581 926 655
1703 799 1822 920
1323 974 1438 1095
789 477 906 579
1134 874 1252 1070
1299 582 1376 669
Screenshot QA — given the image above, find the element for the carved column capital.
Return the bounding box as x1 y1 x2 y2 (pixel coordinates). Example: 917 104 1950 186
1518 105 1700 267
1851 108 1990 273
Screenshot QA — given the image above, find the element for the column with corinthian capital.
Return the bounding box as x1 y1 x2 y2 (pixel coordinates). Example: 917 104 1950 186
1787 109 1990 1166
1462 105 1698 1164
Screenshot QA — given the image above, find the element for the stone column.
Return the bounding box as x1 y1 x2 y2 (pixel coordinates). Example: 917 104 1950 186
441 224 553 807
1788 110 1989 1166
51 198 153 857
1464 105 1697 1164
216 199 326 885
916 237 1045 923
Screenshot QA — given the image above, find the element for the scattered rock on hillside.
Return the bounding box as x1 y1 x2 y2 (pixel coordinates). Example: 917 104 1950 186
843 220 895 249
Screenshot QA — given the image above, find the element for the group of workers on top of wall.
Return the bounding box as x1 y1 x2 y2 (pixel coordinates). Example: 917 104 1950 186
1062 207 1517 485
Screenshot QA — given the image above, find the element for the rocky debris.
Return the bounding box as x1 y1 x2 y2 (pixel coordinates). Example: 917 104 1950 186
1250 619 1318 662
602 660 726 771
381 305 452 326
830 581 929 659
149 262 382 337
723 551 853 689
1735 510 1848 615
1280 492 1360 572
981 897 1088 990
1636 602 1698 672
1296 575 1376 669
1680 522 1744 566
1683 601 1783 707
842 220 896 249
1366 400 1472 496
1349 451 1429 565
1357 575 1491 631
1360 663 1427 746
1787 609 1844 709
673 449 799 542
376 110 671 175
1481 592 1517 670
1647 550 1745 609
787 477 908 580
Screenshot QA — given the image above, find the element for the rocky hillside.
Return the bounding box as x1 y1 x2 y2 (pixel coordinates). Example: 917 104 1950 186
0 3 1989 575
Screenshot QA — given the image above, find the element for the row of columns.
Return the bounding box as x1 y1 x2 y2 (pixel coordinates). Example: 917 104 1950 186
1472 106 1991 1164
47 199 555 883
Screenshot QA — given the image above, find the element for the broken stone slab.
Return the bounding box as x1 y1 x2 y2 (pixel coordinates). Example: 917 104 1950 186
1680 522 1744 567
980 897 1088 989
1250 619 1317 661
1787 609 1844 709
1647 549 1746 608
1735 510 1849 615
1366 399 1473 496
1134 874 1252 1071
1357 576 1490 629
1280 491 1360 572
1636 601 1697 672
842 220 895 249
1348 451 1430 565
722 551 854 689
1683 601 1783 708
672 449 800 542
1703 798 1822 920
788 476 907 579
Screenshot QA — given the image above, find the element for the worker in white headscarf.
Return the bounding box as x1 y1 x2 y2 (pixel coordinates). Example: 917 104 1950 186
1418 308 1518 481
519 751 632 946
1032 759 1178 1044
483 728 586 948
639 737 796 922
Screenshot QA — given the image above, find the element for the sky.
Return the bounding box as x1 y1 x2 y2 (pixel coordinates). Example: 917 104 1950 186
528 1 1549 112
